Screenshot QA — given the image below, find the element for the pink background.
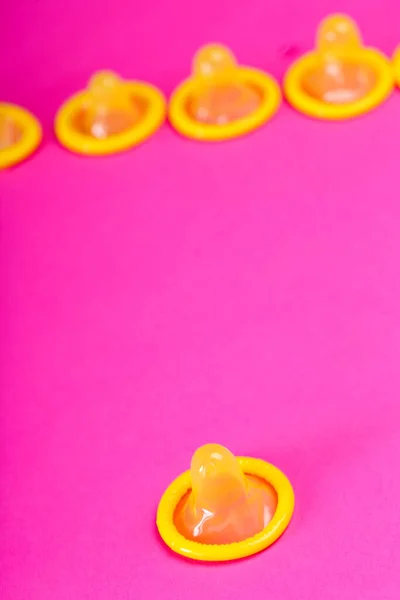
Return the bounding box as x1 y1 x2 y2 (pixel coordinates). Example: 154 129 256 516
2 0 400 598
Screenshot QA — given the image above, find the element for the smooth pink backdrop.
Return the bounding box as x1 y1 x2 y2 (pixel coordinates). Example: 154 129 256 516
2 1 400 598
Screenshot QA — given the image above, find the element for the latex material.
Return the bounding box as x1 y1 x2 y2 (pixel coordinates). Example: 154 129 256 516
0 103 42 169
0 113 21 150
157 447 294 561
302 63 377 105
284 14 393 120
188 46 262 125
392 47 400 87
302 16 376 104
54 71 166 156
189 84 261 125
174 444 277 544
169 43 281 141
81 71 140 139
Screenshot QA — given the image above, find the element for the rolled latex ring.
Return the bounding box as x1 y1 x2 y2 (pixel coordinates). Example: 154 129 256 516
0 103 42 169
284 14 394 120
169 44 281 141
157 456 295 562
392 47 400 87
55 80 166 156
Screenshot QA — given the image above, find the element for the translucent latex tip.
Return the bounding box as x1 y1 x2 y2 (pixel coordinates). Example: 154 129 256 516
81 71 139 139
174 444 277 544
302 14 377 104
317 14 363 58
192 44 238 78
189 45 261 125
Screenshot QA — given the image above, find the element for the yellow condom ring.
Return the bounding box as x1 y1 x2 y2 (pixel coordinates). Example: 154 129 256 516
55 81 166 156
157 456 294 562
169 44 281 141
0 103 42 169
284 14 394 120
169 69 281 142
392 47 400 87
284 49 393 120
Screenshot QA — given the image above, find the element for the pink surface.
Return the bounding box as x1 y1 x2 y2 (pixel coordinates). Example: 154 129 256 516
2 1 400 598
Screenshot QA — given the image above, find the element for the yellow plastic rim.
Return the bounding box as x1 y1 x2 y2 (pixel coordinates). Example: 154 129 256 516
393 47 400 87
169 69 281 141
55 81 166 156
0 103 42 169
284 49 394 120
157 456 295 562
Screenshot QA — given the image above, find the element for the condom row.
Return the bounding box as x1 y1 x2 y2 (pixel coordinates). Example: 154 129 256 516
2 13 400 169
